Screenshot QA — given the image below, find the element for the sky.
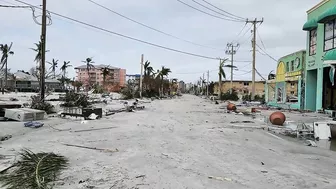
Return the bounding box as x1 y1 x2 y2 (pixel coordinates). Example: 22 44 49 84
0 0 320 83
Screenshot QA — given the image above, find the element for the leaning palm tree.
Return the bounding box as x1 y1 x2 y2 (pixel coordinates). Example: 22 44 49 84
82 57 95 88
47 59 58 79
0 43 14 93
218 59 229 97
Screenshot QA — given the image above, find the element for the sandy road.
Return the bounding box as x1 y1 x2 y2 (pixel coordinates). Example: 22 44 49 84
1 95 336 189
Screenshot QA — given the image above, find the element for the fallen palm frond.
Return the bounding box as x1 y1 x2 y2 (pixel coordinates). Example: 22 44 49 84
0 149 68 189
62 143 119 153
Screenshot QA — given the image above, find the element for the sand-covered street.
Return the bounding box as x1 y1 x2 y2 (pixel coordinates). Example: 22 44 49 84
1 95 336 189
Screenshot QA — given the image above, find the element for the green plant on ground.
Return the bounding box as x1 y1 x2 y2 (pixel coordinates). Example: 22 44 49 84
220 90 239 101
0 149 68 189
30 96 55 114
242 94 265 103
61 92 90 107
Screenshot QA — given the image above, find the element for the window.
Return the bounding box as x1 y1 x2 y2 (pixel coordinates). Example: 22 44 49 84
310 29 317 55
243 82 249 86
286 62 289 72
324 19 336 51
291 60 294 71
291 82 295 86
290 91 295 95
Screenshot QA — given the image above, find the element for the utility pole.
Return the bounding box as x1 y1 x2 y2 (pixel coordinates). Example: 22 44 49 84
225 43 239 94
218 59 222 98
246 18 263 100
40 0 47 101
139 54 144 98
206 70 209 97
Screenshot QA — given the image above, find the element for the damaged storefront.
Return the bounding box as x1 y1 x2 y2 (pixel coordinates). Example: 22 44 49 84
303 0 336 112
265 50 306 110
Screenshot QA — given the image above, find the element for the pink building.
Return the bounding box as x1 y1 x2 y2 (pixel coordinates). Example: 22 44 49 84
75 64 126 91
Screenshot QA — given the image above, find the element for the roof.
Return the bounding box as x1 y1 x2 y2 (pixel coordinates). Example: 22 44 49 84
278 50 306 61
74 64 120 69
307 0 330 14
14 71 60 83
222 80 266 83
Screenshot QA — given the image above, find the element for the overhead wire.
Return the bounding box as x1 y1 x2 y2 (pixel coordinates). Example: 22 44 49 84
200 0 245 20
176 0 244 22
13 0 221 61
86 0 225 52
190 0 244 21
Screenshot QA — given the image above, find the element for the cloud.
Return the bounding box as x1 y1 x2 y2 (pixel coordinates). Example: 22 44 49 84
0 0 320 83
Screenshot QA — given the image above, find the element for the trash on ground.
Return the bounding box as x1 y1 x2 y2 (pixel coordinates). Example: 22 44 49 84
313 122 331 140
0 135 12 141
24 121 44 128
87 113 98 120
208 176 232 182
305 140 317 147
269 111 286 126
62 143 119 153
72 126 117 133
5 108 45 122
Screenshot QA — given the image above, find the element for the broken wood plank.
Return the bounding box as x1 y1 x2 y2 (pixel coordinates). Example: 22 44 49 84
71 126 117 133
62 143 119 153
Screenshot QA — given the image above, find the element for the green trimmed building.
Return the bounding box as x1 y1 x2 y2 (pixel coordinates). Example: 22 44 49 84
303 0 336 111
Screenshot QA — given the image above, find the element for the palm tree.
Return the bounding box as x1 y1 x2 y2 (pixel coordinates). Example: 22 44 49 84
219 59 229 97
82 57 95 88
60 61 71 79
0 42 14 93
143 61 154 90
156 66 171 96
101 66 110 88
47 59 58 79
31 41 49 80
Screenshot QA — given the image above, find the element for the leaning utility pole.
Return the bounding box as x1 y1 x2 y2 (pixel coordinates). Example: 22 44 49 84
40 0 47 101
139 54 144 98
246 18 263 100
206 70 209 97
226 43 239 94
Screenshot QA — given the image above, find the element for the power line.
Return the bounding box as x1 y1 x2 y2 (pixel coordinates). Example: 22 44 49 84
200 0 245 20
176 0 244 22
175 69 217 75
86 0 225 52
13 0 221 61
256 44 278 62
190 0 244 21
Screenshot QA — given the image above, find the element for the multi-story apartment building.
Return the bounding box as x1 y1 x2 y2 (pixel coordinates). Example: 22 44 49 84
75 64 126 90
214 80 265 99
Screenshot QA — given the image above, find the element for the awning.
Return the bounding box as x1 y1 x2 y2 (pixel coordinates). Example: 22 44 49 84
302 19 318 31
318 6 336 23
323 49 336 64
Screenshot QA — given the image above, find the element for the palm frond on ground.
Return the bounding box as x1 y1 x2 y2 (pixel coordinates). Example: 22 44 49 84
0 149 68 189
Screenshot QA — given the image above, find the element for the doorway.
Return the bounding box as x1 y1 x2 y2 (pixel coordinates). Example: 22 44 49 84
323 67 336 110
306 69 317 111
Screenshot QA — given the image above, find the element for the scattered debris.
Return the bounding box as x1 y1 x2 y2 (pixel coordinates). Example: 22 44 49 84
313 122 331 140
87 113 98 120
305 140 317 147
227 103 237 111
230 121 254 124
261 162 265 165
62 143 119 153
261 171 268 173
0 149 68 189
24 121 44 128
9 97 18 101
72 126 117 133
0 135 12 142
208 176 232 182
135 175 146 179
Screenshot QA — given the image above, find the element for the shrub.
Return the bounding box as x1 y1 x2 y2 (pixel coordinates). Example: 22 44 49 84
220 90 239 101
30 95 55 114
60 92 90 107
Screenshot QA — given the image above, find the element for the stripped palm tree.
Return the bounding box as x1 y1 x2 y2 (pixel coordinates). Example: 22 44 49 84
60 61 72 88
143 61 154 90
101 66 110 89
31 41 49 80
0 43 14 94
82 58 95 89
47 59 58 79
218 59 229 97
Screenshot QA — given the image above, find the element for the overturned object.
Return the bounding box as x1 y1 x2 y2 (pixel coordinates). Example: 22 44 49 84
24 121 44 128
227 103 237 111
269 111 286 126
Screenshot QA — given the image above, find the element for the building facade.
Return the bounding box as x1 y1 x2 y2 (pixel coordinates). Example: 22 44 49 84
214 80 265 98
75 64 126 90
265 50 306 110
303 0 336 111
